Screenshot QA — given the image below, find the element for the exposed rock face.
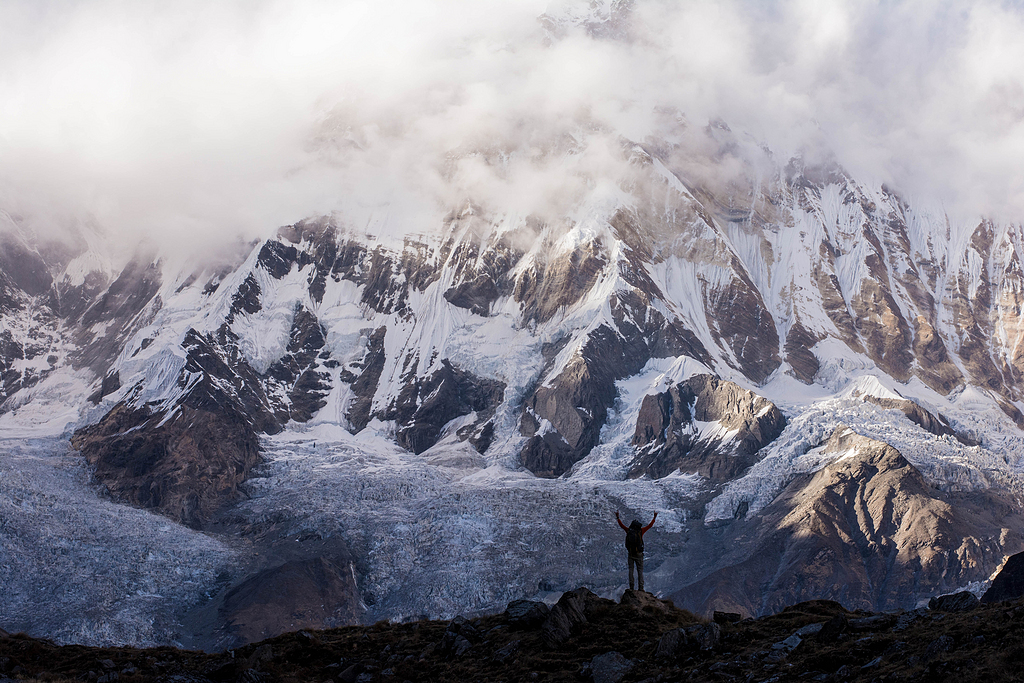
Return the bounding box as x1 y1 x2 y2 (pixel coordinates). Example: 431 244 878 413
541 587 613 647
928 591 979 612
674 427 1024 617
630 375 786 480
444 275 499 317
218 557 362 646
981 551 1024 603
345 326 388 432
386 359 506 455
519 293 708 478
264 307 332 423
70 324 276 527
73 254 163 373
71 402 260 528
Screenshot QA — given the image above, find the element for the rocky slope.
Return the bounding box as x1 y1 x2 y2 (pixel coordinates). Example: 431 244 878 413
672 427 1024 618
5 586 1024 683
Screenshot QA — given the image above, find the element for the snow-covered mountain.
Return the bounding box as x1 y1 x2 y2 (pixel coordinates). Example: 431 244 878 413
4 127 1024 649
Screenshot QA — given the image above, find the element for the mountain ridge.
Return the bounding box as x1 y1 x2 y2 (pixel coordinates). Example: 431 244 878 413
5 135 1024 647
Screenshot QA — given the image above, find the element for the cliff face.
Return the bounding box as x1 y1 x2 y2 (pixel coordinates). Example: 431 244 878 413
630 374 787 481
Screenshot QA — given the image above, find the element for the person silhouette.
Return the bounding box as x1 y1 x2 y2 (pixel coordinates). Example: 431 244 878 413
616 510 657 591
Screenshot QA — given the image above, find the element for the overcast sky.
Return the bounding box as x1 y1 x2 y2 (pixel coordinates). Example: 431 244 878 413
1 0 1022 255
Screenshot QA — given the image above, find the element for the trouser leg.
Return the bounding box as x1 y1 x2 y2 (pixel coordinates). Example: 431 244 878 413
636 555 644 592
628 555 635 590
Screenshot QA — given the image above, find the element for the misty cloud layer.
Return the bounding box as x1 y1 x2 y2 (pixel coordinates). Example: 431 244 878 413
1 0 1022 255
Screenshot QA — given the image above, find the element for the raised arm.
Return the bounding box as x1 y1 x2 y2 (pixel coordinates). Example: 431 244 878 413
641 511 658 534
615 511 629 532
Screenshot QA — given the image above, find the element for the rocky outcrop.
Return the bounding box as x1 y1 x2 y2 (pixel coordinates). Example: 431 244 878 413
541 587 613 647
71 326 276 527
928 591 979 612
444 276 499 316
630 375 786 481
219 557 362 646
981 551 1024 603
519 293 709 478
345 326 388 432
674 426 1024 617
264 307 332 423
71 401 260 529
385 359 505 454
73 254 162 373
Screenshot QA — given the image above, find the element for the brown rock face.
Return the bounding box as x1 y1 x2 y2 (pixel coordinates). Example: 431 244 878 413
71 402 260 529
674 427 1023 617
630 375 786 481
515 240 607 325
71 324 277 528
849 279 914 382
705 266 781 384
219 557 362 646
784 321 821 384
519 319 660 478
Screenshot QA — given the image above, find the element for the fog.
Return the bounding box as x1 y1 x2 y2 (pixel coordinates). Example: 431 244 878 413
1 0 1022 256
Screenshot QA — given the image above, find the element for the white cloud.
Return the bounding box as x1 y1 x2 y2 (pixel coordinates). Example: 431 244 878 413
0 0 1022 257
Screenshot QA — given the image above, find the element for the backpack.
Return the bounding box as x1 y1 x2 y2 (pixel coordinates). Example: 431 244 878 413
625 520 644 555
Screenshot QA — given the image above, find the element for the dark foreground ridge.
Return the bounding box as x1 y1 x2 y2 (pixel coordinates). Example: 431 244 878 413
3 588 1024 683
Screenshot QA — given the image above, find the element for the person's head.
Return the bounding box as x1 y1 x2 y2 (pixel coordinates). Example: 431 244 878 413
629 520 642 531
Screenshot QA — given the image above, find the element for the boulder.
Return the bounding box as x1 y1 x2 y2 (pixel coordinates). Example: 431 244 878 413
928 591 979 612
504 600 550 630
982 551 1024 603
925 635 955 661
493 640 520 663
814 614 848 643
541 588 610 647
794 622 824 637
619 589 675 615
655 622 721 659
439 615 480 659
586 651 633 683
771 634 801 653
848 614 896 630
